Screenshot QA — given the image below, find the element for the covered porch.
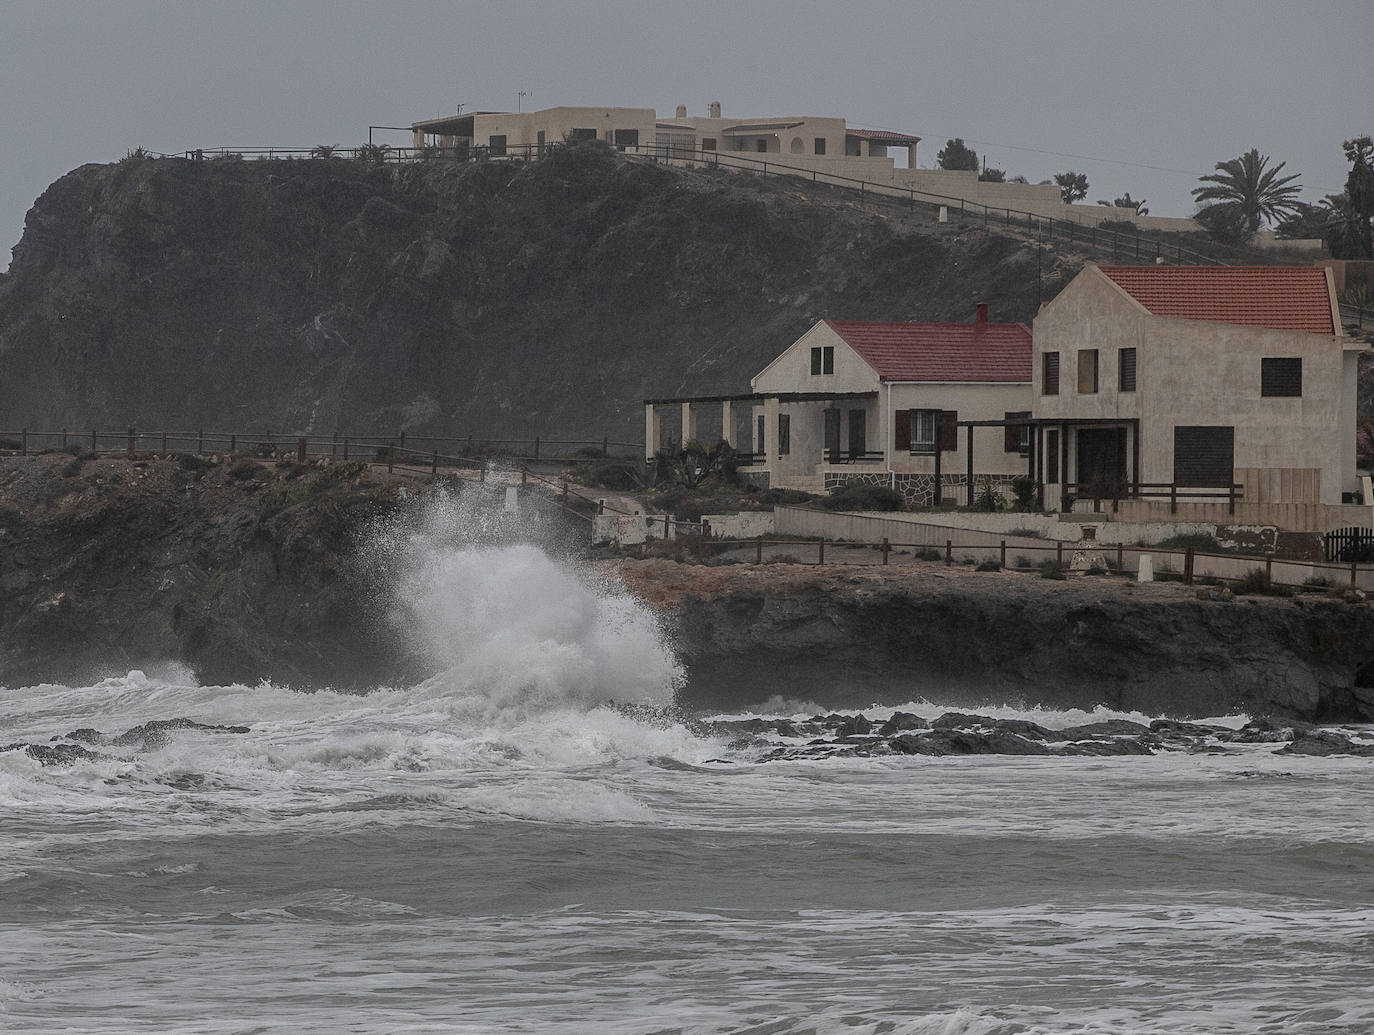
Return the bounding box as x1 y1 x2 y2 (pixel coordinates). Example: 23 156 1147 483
645 391 881 490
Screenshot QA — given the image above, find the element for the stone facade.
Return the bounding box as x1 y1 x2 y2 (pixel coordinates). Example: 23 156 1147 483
823 471 1018 507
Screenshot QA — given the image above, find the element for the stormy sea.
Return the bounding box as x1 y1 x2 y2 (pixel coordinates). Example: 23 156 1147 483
3 495 1373 1034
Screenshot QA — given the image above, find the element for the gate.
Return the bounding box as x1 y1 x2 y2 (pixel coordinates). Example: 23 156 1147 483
1324 526 1374 562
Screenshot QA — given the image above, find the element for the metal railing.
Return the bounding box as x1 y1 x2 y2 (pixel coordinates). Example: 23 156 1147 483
1064 481 1245 515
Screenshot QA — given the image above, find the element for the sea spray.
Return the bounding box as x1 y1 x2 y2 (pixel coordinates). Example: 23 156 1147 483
364 485 684 721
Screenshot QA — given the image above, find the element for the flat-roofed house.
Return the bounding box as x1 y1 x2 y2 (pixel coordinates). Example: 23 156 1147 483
646 305 1033 502
1031 264 1369 529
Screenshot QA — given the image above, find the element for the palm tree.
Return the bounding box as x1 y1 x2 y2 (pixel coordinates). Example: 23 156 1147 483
1192 149 1303 236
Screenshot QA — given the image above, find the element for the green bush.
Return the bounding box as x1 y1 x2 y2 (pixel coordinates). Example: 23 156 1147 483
1014 555 1034 569
972 479 1005 512
914 547 943 561
1231 568 1292 597
584 460 642 491
1039 559 1067 580
976 559 1000 572
1155 533 1223 553
1008 527 1042 538
755 488 819 507
819 483 903 512
1009 476 1038 512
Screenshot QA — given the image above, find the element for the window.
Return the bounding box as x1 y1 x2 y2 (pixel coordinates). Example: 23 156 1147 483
612 128 639 150
1046 429 1060 483
756 415 765 455
488 134 507 156
1078 349 1099 394
1043 352 1060 395
777 414 790 456
1119 348 1137 392
909 409 937 452
809 345 834 375
756 139 768 152
568 128 597 143
1004 411 1031 455
1261 357 1302 397
1173 426 1234 487
814 137 827 155
701 137 717 151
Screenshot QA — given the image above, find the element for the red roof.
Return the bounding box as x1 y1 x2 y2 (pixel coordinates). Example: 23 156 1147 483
826 319 1032 382
1098 266 1335 335
845 127 922 144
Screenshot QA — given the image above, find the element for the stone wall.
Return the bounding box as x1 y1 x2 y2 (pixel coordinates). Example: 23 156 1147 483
824 471 1017 507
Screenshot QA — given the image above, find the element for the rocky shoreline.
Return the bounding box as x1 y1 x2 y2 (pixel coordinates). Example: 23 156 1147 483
3 454 1374 722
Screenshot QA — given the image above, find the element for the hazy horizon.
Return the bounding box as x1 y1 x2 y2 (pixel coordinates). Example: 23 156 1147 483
3 0 1370 267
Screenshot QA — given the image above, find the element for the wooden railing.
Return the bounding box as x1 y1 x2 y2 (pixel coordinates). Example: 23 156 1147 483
1064 481 1244 515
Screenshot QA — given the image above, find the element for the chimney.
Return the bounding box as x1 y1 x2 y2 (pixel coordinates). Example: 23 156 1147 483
709 100 721 118
675 104 687 119
975 302 989 324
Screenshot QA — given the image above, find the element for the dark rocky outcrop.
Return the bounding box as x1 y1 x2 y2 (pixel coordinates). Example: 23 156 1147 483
0 147 1073 443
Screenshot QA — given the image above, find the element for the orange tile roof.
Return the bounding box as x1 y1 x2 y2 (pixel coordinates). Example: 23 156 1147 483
826 319 1032 382
1098 266 1335 335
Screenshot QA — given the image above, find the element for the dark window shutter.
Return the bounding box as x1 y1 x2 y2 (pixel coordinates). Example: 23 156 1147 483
1173 426 1234 487
1261 357 1302 397
894 409 910 450
1119 348 1137 392
939 409 958 452
1043 353 1060 395
810 347 821 375
1004 411 1029 452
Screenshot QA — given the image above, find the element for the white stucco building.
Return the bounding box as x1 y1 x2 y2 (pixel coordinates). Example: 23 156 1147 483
646 306 1033 502
1031 264 1369 530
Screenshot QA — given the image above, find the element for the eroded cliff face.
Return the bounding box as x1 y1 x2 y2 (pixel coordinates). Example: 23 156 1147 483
0 147 1067 442
614 559 1374 721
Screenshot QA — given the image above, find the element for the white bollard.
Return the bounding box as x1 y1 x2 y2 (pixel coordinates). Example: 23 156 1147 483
1137 554 1154 583
505 485 519 513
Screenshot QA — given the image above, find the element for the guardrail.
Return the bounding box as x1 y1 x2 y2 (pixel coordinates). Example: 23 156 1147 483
637 532 1374 593
0 427 640 464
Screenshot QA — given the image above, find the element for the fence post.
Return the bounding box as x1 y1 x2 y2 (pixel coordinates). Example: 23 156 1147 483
1170 483 1177 514
945 539 952 565
91 430 97 453
480 465 486 482
343 439 349 460
127 426 135 459
882 538 890 565
332 430 338 459
1228 483 1237 516
431 451 438 476
664 514 670 539
198 428 204 454
534 436 540 461
387 443 394 474
562 480 569 505
521 468 528 485
1000 539 1007 569
161 431 167 453
818 540 825 565
1265 556 1273 583
399 431 406 452
756 537 763 564
230 434 236 453
1352 562 1358 589
62 429 68 448
20 428 26 456
297 437 307 464
1184 548 1195 586
1057 541 1064 566
1116 544 1123 573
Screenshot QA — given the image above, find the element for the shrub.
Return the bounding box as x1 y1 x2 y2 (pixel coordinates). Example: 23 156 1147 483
976 559 1000 572
1014 555 1033 569
1084 564 1108 576
819 483 903 512
764 553 802 565
972 479 1005 513
1231 568 1293 597
584 460 642 491
61 456 85 478
1039 559 1067 580
1008 527 1042 539
1303 575 1335 590
1155 533 1223 553
914 547 943 561
1009 476 1038 512
228 459 260 481
756 488 820 507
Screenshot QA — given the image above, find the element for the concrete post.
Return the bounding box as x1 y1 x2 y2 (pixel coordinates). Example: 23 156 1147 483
720 399 735 448
681 401 697 445
644 404 660 461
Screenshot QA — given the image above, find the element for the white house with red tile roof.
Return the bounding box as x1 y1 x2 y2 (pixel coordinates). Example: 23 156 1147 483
645 305 1033 500
1031 264 1368 529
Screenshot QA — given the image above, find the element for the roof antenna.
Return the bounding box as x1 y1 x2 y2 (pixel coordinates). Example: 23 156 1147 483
518 90 532 113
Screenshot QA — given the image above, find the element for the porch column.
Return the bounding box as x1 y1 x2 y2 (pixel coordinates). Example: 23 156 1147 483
965 424 974 506
681 402 697 445
1131 419 1141 496
1059 424 1070 511
412 129 425 150
906 143 917 168
644 403 661 461
762 396 780 464
720 399 735 448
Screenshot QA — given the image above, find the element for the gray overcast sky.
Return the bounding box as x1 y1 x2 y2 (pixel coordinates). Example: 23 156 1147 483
3 0 1370 267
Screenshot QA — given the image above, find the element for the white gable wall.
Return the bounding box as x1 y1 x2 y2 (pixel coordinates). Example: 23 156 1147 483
752 322 879 394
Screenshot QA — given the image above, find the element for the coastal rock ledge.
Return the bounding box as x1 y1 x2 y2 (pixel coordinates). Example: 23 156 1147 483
614 559 1374 721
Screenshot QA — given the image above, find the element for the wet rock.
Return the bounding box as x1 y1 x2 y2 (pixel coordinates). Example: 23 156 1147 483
1058 720 1150 739
1219 717 1318 743
888 729 1052 756
63 727 108 744
877 711 928 735
837 714 872 737
993 718 1054 741
1150 719 1229 738
1276 731 1374 757
112 717 251 751
1058 738 1154 756
931 712 999 730
6 742 108 766
773 720 801 738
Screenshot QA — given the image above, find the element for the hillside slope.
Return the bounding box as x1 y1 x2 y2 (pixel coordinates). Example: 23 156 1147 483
0 146 1082 443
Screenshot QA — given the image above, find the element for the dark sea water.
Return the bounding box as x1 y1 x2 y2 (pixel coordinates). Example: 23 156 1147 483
3 497 1373 1033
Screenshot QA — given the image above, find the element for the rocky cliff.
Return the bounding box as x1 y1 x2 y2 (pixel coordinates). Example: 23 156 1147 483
0 146 1076 442
3 453 1372 720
